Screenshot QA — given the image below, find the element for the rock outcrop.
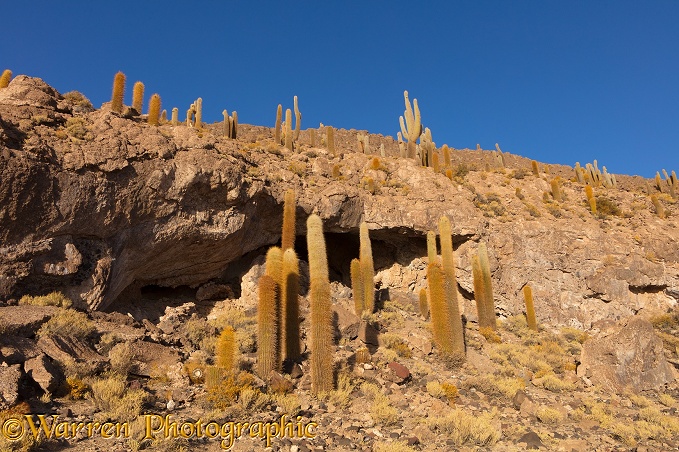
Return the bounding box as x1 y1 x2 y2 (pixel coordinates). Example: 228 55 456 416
1 76 678 330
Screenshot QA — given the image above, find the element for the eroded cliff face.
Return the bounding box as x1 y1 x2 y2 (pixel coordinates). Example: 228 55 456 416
1 76 677 328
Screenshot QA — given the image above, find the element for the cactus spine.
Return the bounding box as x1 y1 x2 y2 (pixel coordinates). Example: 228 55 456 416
306 214 334 394
111 71 126 113
350 258 364 316
294 95 301 141
282 248 301 361
281 189 296 251
216 325 237 374
438 216 466 356
257 274 279 377
359 222 375 314
399 90 422 159
274 104 283 144
132 81 144 113
171 108 178 125
477 243 497 330
523 285 538 331
284 108 293 151
148 94 161 126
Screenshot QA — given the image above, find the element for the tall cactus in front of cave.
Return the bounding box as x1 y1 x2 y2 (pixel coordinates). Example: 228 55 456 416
257 275 279 377
427 263 457 357
399 90 422 159
351 258 364 316
359 222 375 314
281 248 301 361
281 189 296 251
438 216 465 357
306 215 334 394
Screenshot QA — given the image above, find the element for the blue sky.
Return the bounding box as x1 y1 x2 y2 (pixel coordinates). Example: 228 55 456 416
3 1 678 178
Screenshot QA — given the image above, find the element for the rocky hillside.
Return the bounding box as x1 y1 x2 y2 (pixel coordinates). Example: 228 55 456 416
0 75 678 451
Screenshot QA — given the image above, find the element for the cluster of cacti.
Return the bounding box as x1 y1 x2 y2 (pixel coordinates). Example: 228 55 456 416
111 72 126 114
420 127 435 167
276 97 301 150
426 217 466 359
223 109 238 139
147 94 161 126
306 214 334 394
522 285 538 331
472 242 497 331
655 169 678 199
132 81 144 113
351 222 375 316
399 90 422 159
489 144 506 169
0 69 12 89
575 160 617 188
357 132 370 154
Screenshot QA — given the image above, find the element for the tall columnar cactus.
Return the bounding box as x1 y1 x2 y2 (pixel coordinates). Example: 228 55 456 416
419 287 429 319
281 189 296 251
216 325 237 374
432 152 440 173
285 108 293 151
350 258 364 316
426 231 437 263
427 263 457 357
160 110 167 123
442 145 451 168
550 178 562 202
257 274 279 377
294 95 302 141
420 127 435 167
359 222 375 314
111 71 126 113
309 129 316 147
399 90 422 159
589 196 598 215
651 194 664 219
282 248 301 361
471 255 490 328
397 132 406 158
306 214 334 394
195 98 203 129
231 111 238 139
132 81 144 113
274 104 283 144
326 126 335 155
531 160 539 177
148 94 161 126
0 69 12 89
438 216 466 354
523 285 538 331
477 242 497 330
171 107 178 125
222 110 230 136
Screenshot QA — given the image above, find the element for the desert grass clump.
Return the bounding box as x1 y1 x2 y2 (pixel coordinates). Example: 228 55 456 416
91 374 147 421
362 382 399 426
536 406 564 424
538 372 576 392
132 81 144 113
37 309 96 340
108 342 134 376
0 69 12 89
110 71 125 113
306 214 334 394
19 291 72 308
147 93 161 126
427 408 500 447
463 374 525 399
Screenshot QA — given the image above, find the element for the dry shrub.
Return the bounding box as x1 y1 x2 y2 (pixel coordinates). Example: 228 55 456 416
19 292 72 308
91 374 147 422
37 308 96 340
427 408 500 446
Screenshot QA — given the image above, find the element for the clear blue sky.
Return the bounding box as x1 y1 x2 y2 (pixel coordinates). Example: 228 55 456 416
3 1 678 178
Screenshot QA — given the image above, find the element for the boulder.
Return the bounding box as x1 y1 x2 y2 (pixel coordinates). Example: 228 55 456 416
577 316 676 392
0 364 22 409
24 353 64 394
